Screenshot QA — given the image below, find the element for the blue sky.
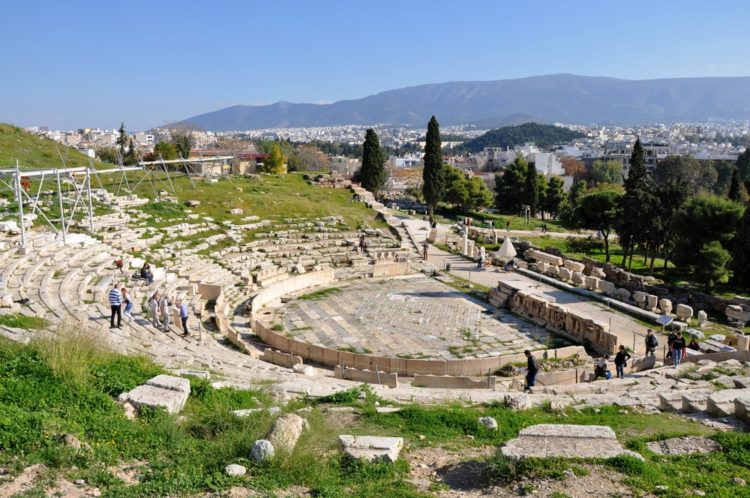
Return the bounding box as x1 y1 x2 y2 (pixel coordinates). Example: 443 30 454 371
2 0 749 130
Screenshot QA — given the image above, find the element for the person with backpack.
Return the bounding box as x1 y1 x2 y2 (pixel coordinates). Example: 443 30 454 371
614 345 631 378
645 329 658 356
667 330 677 359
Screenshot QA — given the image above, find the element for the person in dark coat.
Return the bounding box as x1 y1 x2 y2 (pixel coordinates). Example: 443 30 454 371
672 331 687 366
614 345 631 378
524 350 538 392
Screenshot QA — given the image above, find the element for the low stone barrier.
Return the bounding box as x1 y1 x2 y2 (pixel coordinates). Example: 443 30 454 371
334 365 399 388
250 269 336 320
412 374 496 389
534 368 589 386
262 348 303 368
372 261 410 278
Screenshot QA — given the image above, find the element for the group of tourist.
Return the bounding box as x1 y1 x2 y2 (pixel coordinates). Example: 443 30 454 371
107 284 190 337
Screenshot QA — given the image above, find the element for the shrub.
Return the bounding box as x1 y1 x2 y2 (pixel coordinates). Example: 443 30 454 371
32 321 111 385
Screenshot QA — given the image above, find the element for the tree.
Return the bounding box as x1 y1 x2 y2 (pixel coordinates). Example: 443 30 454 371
732 205 750 290
124 138 138 165
116 122 127 159
422 116 445 222
694 241 731 290
258 143 287 174
671 195 744 287
444 166 492 213
543 176 566 218
617 138 655 269
171 129 195 159
525 162 539 217
561 156 586 180
358 129 387 193
464 176 493 212
574 190 622 262
153 141 179 161
443 165 468 208
96 147 119 164
653 156 717 195
568 179 587 208
494 156 528 214
287 145 330 172
728 167 748 203
589 160 623 186
737 147 750 184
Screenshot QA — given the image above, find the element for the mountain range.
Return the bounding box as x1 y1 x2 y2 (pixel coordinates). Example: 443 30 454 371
178 74 750 131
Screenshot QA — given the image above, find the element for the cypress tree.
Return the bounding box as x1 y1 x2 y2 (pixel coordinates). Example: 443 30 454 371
422 116 445 222
358 129 386 194
617 138 655 268
116 122 127 158
732 205 750 290
729 167 744 202
525 162 539 217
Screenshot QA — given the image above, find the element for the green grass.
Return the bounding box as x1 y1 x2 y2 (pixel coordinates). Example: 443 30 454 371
0 313 49 330
298 287 342 301
0 123 110 169
3 328 749 497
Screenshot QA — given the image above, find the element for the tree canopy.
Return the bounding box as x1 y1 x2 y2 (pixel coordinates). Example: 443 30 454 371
494 156 528 214
258 143 287 174
461 123 586 153
572 190 622 262
589 160 623 186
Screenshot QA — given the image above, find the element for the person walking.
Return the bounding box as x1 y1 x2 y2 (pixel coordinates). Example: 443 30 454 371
614 345 631 379
179 300 190 337
108 284 122 329
160 294 171 331
122 287 133 322
645 329 658 356
524 350 538 392
672 331 687 366
149 291 161 328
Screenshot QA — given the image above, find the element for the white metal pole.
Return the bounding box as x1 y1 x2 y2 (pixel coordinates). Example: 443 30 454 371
86 168 94 232
55 169 67 243
14 161 27 251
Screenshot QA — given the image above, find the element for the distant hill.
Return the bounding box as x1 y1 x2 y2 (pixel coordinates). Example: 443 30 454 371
461 123 587 153
0 124 100 169
177 74 750 130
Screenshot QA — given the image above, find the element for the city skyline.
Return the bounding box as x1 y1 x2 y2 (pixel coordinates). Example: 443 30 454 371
2 0 750 130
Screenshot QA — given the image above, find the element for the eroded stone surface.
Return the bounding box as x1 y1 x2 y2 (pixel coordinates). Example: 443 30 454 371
268 414 309 453
500 424 642 460
646 436 721 456
339 435 403 463
251 439 274 462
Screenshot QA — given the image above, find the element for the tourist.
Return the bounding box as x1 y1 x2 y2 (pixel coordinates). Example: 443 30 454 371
688 338 700 351
121 287 133 321
140 262 154 284
358 234 366 253
488 220 494 230
422 240 429 260
594 355 610 380
645 329 658 356
160 294 172 331
113 258 124 274
478 246 486 268
614 345 631 379
524 350 538 392
149 291 161 328
179 299 190 337
666 330 677 359
108 284 122 329
506 220 511 233
672 331 686 366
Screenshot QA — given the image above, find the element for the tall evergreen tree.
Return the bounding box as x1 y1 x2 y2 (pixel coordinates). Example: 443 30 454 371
728 167 745 202
494 156 528 214
358 129 386 194
732 204 750 290
525 162 539 217
116 122 127 159
737 148 750 183
422 116 445 222
617 138 655 268
124 138 137 165
543 176 566 218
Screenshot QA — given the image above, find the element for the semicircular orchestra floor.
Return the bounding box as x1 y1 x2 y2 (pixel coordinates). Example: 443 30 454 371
273 276 564 360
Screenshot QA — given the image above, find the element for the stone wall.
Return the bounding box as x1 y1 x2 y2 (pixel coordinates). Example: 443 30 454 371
491 281 619 355
197 283 222 302
250 269 336 320
334 365 399 388
372 261 410 278
254 320 585 376
412 374 496 389
262 348 303 368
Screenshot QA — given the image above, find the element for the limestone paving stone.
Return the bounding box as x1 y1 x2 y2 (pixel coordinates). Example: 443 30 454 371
500 424 642 460
339 435 404 463
706 388 750 417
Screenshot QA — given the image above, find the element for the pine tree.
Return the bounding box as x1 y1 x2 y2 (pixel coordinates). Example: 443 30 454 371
259 144 287 174
125 138 137 165
116 122 127 159
732 205 750 290
358 129 386 194
422 116 445 222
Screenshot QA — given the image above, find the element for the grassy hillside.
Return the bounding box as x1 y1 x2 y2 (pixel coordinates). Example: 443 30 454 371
1 333 748 497
0 123 105 169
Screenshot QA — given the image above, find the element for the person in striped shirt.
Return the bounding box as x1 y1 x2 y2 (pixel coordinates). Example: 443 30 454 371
109 284 122 329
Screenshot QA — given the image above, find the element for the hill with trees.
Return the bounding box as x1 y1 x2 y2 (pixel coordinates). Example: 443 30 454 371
0 123 105 169
461 123 587 153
